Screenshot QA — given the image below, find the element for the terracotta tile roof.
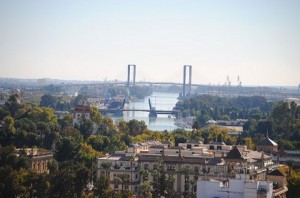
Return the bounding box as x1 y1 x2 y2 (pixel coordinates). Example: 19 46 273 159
226 146 246 159
268 169 286 176
257 137 278 146
149 145 165 149
161 141 172 145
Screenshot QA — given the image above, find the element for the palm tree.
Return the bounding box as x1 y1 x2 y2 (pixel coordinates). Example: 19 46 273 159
94 173 111 197
138 181 153 198
165 174 176 198
117 173 130 198
179 165 193 198
139 168 149 183
127 155 136 192
155 156 165 167
189 179 197 198
151 169 161 198
155 157 166 196
101 162 112 177
113 177 120 197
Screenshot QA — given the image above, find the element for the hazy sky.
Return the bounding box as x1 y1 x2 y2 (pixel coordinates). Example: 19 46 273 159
1 0 299 86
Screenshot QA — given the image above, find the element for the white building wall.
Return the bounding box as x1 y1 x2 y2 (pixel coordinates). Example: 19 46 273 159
197 178 273 198
197 180 227 198
244 182 259 198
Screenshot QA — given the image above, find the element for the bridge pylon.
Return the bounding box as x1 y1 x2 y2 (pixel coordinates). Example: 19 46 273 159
183 65 192 98
127 64 136 87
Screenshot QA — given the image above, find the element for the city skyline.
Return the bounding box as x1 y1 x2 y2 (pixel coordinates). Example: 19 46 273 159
1 0 300 86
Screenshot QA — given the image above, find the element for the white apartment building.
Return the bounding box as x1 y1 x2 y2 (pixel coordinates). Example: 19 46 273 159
197 175 273 198
197 169 288 198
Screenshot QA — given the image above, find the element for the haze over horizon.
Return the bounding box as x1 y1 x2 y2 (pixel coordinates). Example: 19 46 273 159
1 1 300 87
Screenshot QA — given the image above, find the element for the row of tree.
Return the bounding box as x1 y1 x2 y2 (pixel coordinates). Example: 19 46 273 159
175 95 300 148
174 95 272 122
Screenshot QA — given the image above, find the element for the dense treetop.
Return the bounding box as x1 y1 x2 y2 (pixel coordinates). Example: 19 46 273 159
0 93 300 197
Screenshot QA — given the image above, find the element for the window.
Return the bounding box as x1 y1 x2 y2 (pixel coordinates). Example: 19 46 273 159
217 146 222 150
209 145 214 150
144 164 149 169
114 183 119 189
222 179 229 188
167 165 176 171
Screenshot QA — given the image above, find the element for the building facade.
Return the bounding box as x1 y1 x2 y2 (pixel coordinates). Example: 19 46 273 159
97 141 284 197
16 148 53 173
73 104 91 124
256 134 278 153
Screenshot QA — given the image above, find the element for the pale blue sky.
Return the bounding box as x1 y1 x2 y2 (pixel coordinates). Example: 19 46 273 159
0 0 299 86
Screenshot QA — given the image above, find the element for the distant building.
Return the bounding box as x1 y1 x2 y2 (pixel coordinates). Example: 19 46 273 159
267 169 288 196
197 173 284 198
206 119 246 136
277 149 300 168
161 140 173 148
256 133 278 153
16 148 53 173
197 168 287 198
284 98 300 106
29 152 53 173
54 110 70 118
225 146 274 181
73 104 91 124
97 141 283 197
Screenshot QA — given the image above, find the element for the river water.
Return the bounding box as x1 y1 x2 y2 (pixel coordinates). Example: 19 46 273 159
111 92 179 131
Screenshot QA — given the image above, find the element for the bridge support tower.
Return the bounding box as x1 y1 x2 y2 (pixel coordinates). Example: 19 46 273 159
183 65 192 98
127 65 136 87
148 98 157 118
